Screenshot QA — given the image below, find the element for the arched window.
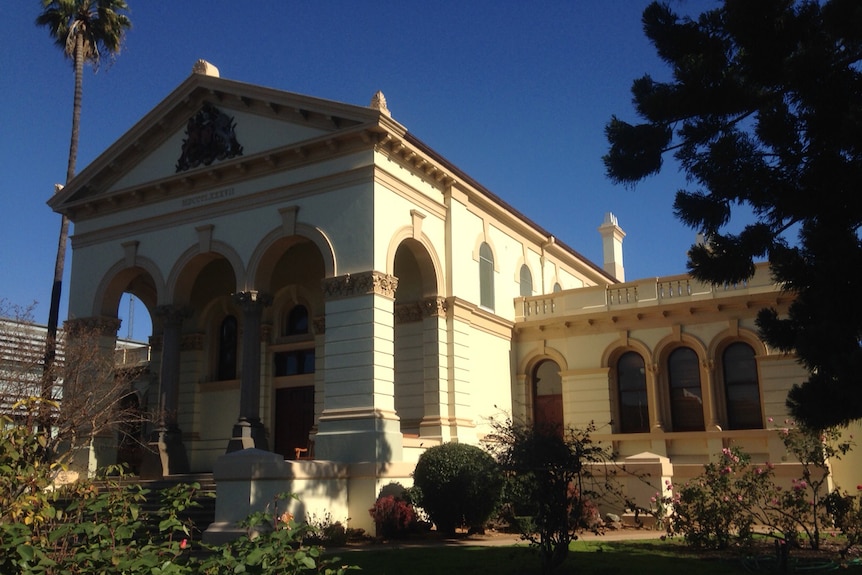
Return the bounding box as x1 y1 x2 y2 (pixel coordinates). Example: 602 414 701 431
668 347 704 431
217 315 238 381
617 351 648 433
519 264 533 297
533 360 563 437
723 342 762 429
479 242 495 310
553 282 562 293
285 304 309 335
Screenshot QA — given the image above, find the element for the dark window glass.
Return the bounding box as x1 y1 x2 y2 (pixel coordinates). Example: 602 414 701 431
479 242 495 310
618 351 649 433
274 349 315 376
668 347 704 431
286 305 309 335
723 342 762 429
217 315 238 381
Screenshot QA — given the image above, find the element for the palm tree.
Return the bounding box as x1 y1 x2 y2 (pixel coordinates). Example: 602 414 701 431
36 1 131 422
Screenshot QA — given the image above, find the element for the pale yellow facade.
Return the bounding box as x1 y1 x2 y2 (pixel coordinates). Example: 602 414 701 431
49 63 861 536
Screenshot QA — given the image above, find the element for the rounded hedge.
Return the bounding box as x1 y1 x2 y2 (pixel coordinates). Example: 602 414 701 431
412 442 503 534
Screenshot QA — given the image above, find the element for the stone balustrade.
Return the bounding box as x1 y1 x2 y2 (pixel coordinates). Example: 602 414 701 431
518 262 777 321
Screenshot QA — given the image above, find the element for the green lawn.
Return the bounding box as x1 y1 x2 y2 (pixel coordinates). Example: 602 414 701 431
333 538 862 575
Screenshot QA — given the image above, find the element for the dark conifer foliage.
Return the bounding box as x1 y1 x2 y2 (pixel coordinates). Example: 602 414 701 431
604 0 862 428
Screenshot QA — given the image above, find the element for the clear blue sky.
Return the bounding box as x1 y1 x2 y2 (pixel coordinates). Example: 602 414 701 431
1 0 718 341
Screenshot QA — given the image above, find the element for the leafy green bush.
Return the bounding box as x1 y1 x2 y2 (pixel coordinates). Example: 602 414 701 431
197 494 351 575
0 405 356 575
412 442 503 535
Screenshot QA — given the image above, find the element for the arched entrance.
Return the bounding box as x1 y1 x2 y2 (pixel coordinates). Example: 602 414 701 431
393 239 439 436
94 265 159 473
255 236 325 460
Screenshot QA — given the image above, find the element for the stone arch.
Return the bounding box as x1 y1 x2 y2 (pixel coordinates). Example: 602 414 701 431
92 257 165 318
167 241 246 305
708 326 768 359
391 237 441 435
601 336 653 369
386 227 443 298
249 223 336 285
519 346 569 376
251 233 328 321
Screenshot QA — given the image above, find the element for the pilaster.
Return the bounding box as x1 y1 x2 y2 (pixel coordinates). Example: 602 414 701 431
315 271 403 463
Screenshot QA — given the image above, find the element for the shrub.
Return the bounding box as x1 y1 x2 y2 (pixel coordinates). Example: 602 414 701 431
665 446 763 549
412 442 503 535
0 404 356 575
658 424 857 563
368 494 415 539
304 510 349 546
198 494 352 575
486 419 617 575
825 487 862 557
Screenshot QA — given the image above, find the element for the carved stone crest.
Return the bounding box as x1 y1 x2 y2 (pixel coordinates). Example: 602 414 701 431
176 103 243 172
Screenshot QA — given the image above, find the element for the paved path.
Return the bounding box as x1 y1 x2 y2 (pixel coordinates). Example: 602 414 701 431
336 528 667 551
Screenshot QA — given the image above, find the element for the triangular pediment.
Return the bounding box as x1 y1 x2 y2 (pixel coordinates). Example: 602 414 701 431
50 71 402 219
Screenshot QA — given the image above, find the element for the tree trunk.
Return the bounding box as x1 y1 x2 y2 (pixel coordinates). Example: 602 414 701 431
41 32 84 429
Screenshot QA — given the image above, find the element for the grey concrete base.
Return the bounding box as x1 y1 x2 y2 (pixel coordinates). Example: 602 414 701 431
202 449 351 544
226 419 268 453
139 429 189 479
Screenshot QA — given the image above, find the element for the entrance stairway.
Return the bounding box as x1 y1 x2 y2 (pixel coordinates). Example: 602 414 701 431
97 473 217 541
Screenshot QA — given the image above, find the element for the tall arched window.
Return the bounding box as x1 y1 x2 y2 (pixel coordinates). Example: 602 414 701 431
723 342 762 429
519 264 533 297
217 315 238 381
668 347 704 431
285 304 309 335
533 360 563 437
479 242 495 310
617 351 648 433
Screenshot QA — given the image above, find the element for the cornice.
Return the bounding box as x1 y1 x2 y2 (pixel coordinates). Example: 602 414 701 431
68 165 376 249
60 123 387 222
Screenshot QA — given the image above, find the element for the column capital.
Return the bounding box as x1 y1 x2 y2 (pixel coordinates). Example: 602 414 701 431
422 296 448 318
154 305 192 327
64 316 121 338
233 290 273 312
322 271 399 301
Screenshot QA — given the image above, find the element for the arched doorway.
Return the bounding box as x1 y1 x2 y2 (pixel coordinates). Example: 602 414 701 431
256 237 325 460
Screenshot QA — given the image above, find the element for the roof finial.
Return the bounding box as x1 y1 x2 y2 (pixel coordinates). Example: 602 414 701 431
370 90 390 117
192 59 220 77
